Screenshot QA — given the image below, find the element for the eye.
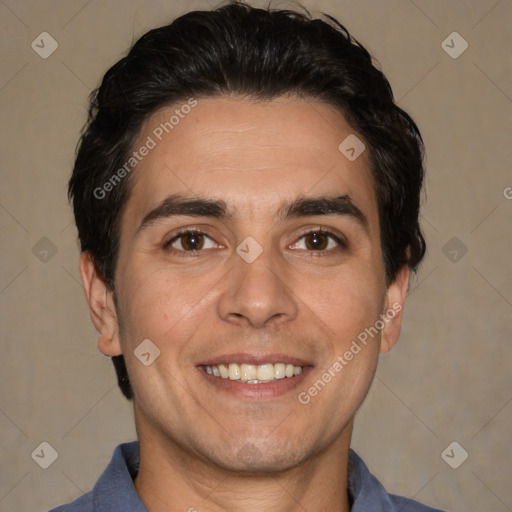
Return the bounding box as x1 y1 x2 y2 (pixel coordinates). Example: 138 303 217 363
163 230 218 255
290 229 347 253
163 227 347 258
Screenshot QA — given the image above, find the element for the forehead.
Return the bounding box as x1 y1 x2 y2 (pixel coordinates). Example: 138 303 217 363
125 95 377 226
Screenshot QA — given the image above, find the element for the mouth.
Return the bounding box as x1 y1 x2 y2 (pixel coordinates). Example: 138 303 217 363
201 362 304 383
197 354 313 399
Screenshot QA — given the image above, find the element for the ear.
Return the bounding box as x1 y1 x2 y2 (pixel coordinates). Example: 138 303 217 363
379 264 410 354
79 251 122 357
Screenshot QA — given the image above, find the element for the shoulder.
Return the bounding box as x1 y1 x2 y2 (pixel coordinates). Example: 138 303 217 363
348 449 445 511
47 490 94 511
46 441 142 512
388 493 445 511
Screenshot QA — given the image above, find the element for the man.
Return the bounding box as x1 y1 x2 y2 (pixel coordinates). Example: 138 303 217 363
52 1 443 510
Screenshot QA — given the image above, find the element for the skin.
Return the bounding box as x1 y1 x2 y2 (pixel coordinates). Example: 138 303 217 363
80 95 409 512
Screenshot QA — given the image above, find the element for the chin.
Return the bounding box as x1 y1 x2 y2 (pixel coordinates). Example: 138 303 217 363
207 439 309 474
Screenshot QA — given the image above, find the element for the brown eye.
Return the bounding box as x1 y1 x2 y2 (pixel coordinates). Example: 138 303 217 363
178 232 205 250
303 232 330 250
164 230 217 253
291 229 346 253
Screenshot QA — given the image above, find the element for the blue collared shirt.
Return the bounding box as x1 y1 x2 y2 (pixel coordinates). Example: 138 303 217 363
49 441 444 511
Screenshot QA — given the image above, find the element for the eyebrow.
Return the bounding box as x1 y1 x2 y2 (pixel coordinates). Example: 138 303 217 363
135 193 369 235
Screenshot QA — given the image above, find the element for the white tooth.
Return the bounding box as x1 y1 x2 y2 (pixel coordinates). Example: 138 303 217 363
228 363 241 380
274 363 286 379
257 364 275 381
209 362 303 382
240 364 257 382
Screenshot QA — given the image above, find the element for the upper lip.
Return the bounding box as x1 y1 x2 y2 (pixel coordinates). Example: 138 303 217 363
197 353 313 367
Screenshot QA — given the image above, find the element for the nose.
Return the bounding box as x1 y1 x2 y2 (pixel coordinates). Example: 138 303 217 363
216 243 298 329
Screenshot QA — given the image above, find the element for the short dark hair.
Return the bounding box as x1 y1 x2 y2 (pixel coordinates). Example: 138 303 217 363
69 1 426 400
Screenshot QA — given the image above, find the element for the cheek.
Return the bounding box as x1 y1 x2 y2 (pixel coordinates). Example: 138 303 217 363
115 266 200 400
116 261 220 348
303 266 383 343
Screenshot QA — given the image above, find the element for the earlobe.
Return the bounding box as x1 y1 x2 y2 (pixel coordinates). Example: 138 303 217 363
79 251 122 357
379 264 410 354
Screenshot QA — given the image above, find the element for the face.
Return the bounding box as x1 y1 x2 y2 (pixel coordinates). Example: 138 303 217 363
82 95 408 473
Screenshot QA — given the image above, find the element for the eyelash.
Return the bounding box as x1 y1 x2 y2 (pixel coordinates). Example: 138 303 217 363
162 228 347 258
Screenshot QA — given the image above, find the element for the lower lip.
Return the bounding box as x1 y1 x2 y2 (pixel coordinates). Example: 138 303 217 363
197 366 313 399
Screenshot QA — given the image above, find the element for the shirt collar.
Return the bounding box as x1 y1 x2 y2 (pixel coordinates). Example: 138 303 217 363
348 448 398 511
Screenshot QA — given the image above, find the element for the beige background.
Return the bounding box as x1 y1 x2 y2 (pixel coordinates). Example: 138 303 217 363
1 0 511 511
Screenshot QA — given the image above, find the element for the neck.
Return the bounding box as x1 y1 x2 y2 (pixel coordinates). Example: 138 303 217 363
133 416 353 512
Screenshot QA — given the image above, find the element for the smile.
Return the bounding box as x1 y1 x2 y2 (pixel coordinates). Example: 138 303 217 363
202 363 303 383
